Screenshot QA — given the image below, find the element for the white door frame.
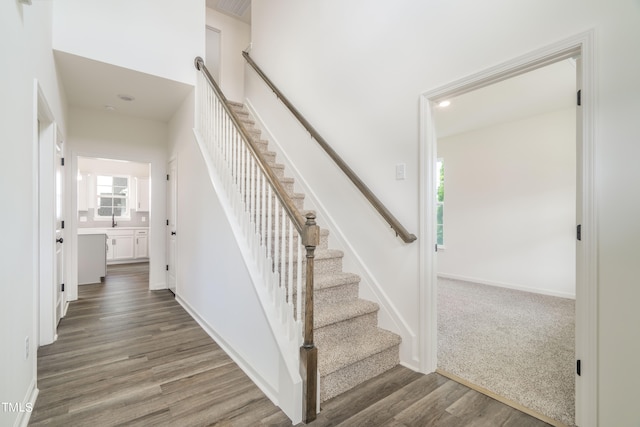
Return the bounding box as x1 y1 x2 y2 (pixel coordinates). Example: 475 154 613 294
418 30 597 426
166 157 178 294
35 81 59 346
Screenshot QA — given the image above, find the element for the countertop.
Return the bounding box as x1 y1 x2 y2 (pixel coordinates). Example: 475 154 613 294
78 227 149 234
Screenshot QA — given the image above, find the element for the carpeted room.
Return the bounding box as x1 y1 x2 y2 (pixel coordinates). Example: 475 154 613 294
433 60 577 427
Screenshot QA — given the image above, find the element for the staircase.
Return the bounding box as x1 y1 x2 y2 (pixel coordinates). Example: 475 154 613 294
229 101 401 402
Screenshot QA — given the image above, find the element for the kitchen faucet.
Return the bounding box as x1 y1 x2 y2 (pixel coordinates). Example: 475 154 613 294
112 213 117 228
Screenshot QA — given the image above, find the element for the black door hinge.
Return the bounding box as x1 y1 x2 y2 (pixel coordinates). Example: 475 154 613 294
61 157 65 166
166 219 169 226
167 174 170 181
61 283 65 292
577 90 582 106
577 359 581 376
577 224 582 241
61 220 65 229
435 243 438 253
166 265 169 271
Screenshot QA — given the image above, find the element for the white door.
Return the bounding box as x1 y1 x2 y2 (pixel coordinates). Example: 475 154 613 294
54 136 65 324
167 159 177 294
205 26 221 83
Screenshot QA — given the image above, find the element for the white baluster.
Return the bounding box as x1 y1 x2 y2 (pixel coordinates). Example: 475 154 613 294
297 239 303 324
288 221 294 305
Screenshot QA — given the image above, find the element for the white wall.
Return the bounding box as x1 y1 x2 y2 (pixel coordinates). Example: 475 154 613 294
205 8 250 102
0 2 67 426
167 91 299 420
67 107 168 296
437 109 576 298
52 0 205 85
250 1 640 425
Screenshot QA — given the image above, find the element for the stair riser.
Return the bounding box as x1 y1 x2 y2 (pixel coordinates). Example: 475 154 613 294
293 281 359 315
275 255 342 280
315 312 378 345
320 345 400 402
315 281 358 305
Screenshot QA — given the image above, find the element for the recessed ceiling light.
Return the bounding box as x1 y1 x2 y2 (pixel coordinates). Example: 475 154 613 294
117 94 135 102
104 105 117 111
438 100 451 108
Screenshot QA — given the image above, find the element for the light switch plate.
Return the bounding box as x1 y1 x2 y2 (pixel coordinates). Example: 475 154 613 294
396 163 406 180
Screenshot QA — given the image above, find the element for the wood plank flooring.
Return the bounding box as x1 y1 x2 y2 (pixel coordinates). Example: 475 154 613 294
31 263 551 426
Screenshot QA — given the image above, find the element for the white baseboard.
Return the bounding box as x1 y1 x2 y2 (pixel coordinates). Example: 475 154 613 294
437 273 576 299
14 380 38 427
149 281 167 290
175 295 279 404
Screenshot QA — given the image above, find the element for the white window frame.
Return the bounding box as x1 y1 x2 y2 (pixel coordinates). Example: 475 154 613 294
94 174 131 220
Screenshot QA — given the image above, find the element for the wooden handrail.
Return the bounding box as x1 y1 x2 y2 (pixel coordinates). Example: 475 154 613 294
195 56 319 423
242 51 417 244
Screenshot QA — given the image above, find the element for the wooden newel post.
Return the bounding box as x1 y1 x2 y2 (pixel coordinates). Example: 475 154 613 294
300 212 319 423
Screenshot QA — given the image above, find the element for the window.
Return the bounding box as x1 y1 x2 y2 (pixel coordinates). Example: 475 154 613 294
96 175 129 217
436 159 444 246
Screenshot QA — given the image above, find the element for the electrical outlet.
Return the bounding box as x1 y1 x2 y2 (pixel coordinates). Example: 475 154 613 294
25 336 29 360
141 217 146 222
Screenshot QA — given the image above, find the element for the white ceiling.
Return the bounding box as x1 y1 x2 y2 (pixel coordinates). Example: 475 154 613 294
435 59 577 138
54 50 193 122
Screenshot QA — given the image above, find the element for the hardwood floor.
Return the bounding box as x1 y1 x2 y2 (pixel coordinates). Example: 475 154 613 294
31 263 550 426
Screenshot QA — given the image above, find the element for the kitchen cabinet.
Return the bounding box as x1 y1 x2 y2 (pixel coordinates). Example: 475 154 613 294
80 227 149 264
78 234 107 284
77 173 88 211
107 229 135 261
135 229 148 259
135 177 150 212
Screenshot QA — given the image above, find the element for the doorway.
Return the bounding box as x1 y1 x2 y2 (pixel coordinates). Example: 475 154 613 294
433 61 577 420
76 157 151 287
419 31 597 427
37 83 62 346
206 26 222 83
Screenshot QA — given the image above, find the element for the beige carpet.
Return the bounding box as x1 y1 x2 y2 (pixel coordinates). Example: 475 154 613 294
437 277 575 426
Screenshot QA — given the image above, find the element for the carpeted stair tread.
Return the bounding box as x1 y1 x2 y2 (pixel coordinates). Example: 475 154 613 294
315 299 378 329
317 328 401 376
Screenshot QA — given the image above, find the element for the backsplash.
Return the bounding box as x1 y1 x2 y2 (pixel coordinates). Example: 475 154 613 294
78 208 149 228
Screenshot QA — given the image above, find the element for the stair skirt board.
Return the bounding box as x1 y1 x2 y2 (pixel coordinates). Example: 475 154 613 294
192 129 304 424
195 100 402 413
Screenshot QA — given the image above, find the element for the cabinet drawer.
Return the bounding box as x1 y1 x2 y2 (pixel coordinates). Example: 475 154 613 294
107 229 134 237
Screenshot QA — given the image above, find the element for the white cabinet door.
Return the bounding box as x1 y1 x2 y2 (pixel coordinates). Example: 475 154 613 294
135 177 150 212
78 173 88 211
135 230 148 259
113 235 135 260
